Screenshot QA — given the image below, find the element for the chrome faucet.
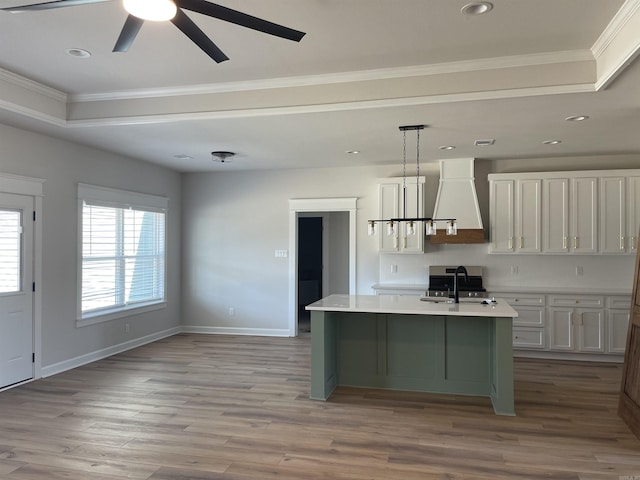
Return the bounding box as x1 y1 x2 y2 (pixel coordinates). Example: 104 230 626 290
453 266 469 304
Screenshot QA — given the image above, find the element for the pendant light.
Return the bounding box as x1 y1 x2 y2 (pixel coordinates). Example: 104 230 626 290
368 125 457 237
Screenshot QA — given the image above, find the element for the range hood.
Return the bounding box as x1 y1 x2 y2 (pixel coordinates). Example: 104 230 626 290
431 158 485 244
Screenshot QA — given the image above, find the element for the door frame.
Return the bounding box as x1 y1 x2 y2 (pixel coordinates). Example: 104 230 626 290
288 198 357 337
0 173 44 389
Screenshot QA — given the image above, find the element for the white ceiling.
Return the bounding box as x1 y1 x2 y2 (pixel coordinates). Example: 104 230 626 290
1 0 639 172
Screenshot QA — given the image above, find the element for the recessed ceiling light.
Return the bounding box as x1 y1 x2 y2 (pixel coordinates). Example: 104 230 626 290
439 146 456 150
565 115 590 122
543 140 562 145
346 150 360 155
461 2 493 16
65 48 91 58
173 154 193 160
474 139 495 146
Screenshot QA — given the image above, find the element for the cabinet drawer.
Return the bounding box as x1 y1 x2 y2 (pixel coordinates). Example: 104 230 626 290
513 327 545 349
548 294 604 308
497 293 545 306
607 295 631 310
512 306 544 327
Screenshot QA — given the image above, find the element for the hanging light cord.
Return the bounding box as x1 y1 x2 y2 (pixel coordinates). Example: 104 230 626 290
415 128 420 217
402 129 407 221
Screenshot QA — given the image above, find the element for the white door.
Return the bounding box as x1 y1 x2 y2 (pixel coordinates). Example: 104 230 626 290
0 193 34 389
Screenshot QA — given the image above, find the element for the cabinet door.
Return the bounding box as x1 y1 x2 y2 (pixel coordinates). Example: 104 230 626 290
542 178 569 253
577 309 605 352
599 176 626 254
628 176 640 253
571 177 598 253
608 309 630 354
515 179 541 252
490 180 514 252
378 182 400 252
401 181 424 253
548 308 574 350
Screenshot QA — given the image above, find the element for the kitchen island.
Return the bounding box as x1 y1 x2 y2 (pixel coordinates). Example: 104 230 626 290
306 294 519 415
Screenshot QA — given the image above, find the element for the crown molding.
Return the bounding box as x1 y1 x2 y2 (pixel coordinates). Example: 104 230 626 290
69 50 594 103
592 0 640 90
592 0 640 58
67 83 595 127
0 67 67 102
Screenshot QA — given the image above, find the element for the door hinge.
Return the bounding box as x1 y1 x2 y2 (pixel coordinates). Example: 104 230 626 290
33 211 36 221
32 353 35 363
32 282 35 292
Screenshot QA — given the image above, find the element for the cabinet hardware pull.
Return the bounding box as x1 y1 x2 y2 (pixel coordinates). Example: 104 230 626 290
573 237 578 249
563 236 567 250
509 237 513 250
633 236 637 250
621 236 625 250
519 237 523 249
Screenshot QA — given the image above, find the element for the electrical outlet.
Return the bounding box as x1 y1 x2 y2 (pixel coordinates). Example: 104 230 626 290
510 265 519 275
125 323 130 333
390 264 397 273
229 307 235 316
576 266 583 276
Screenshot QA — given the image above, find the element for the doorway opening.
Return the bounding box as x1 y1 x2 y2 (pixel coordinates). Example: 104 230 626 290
288 198 357 337
297 217 323 333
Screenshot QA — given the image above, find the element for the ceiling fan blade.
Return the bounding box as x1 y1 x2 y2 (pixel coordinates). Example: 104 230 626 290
113 15 144 52
176 0 305 42
1 0 110 12
171 9 228 63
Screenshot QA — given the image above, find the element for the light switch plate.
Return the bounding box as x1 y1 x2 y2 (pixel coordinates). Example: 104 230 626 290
275 249 288 258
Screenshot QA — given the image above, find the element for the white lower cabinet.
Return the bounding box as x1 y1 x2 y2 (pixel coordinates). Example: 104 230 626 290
547 295 605 353
607 296 631 354
500 293 546 350
496 291 628 357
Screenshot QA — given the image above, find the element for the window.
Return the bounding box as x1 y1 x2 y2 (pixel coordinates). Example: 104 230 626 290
78 184 167 324
0 209 21 293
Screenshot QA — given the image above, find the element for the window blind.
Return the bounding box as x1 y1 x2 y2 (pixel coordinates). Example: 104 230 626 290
0 210 21 293
79 184 167 319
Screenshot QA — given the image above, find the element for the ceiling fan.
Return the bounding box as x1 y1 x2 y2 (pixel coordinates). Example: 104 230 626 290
1 0 306 63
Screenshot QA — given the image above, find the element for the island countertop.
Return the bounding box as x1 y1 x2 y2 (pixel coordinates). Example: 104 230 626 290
306 294 518 318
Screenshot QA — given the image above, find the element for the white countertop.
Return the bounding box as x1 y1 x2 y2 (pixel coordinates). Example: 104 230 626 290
306 294 518 318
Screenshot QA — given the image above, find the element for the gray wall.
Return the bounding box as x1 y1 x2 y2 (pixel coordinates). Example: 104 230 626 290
0 123 181 368
182 155 640 333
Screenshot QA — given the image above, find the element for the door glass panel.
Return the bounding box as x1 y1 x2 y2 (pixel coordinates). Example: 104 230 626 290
0 209 22 293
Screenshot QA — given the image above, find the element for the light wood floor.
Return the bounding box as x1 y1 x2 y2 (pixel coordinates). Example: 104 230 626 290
1 333 639 479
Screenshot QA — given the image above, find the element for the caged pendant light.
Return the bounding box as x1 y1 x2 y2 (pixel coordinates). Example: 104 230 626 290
368 125 457 238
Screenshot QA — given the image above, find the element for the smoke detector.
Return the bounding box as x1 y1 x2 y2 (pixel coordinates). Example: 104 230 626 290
211 151 235 163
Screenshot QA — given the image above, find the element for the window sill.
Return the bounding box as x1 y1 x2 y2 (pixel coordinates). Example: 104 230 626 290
76 301 167 328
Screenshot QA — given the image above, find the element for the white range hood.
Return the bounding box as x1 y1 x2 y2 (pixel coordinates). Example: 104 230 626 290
431 158 485 243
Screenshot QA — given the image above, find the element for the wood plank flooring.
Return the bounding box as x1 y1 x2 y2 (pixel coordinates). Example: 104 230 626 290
1 333 639 479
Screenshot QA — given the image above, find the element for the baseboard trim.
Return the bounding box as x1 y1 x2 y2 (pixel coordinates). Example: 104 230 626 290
181 325 291 337
514 349 624 363
40 326 182 378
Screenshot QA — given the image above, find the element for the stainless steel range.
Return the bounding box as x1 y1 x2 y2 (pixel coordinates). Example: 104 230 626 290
427 266 487 298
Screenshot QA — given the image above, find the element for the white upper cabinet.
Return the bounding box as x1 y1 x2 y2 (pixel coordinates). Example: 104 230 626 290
489 178 540 253
377 177 425 254
490 169 640 255
489 179 514 252
627 176 640 252
515 179 541 253
570 177 598 254
542 177 569 252
599 176 626 254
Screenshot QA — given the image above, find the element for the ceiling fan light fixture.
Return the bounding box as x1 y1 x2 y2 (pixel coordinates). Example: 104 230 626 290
123 0 177 21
